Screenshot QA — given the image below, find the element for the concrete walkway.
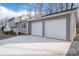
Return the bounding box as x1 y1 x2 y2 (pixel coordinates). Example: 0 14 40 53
0 35 71 56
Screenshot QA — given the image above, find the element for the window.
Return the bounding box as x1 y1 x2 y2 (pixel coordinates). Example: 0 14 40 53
21 23 26 28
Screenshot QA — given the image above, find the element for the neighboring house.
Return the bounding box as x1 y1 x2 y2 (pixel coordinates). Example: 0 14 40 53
8 17 16 32
25 8 78 41
0 20 7 32
4 17 16 32
4 22 12 32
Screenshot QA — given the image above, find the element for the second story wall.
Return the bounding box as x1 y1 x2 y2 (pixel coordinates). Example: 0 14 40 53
8 18 16 28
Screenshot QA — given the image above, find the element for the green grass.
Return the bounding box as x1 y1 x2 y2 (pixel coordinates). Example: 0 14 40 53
0 32 16 40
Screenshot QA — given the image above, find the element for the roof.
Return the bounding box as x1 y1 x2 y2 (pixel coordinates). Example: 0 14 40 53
8 17 15 21
15 20 27 24
15 15 30 23
28 8 78 21
42 8 77 17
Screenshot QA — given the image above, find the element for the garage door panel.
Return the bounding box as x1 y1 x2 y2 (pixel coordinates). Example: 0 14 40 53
31 21 42 36
45 18 66 40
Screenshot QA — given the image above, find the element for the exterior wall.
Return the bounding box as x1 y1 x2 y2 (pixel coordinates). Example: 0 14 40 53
28 21 31 34
66 14 71 41
9 19 15 28
15 23 20 34
15 17 21 23
70 11 76 41
15 21 27 34
20 22 27 34
12 28 17 32
6 18 16 32
26 22 28 34
42 20 45 37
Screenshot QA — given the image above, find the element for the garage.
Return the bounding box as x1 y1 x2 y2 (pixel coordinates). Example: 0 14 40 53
28 8 77 41
31 21 42 36
45 18 66 40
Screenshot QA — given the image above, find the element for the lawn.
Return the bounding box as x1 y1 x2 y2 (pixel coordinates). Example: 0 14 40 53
0 32 16 40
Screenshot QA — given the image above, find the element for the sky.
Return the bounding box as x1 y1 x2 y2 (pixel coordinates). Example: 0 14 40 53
0 3 79 20
0 3 35 20
0 3 34 11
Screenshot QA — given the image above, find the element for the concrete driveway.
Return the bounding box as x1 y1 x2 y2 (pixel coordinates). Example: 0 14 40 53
0 35 71 56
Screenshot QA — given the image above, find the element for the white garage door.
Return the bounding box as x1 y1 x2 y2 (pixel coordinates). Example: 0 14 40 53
31 21 42 36
45 18 66 40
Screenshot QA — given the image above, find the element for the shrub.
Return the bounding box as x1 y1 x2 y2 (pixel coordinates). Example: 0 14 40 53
3 30 15 35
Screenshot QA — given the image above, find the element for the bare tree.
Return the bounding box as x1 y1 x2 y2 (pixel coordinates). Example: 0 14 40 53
23 3 33 17
71 3 74 9
66 3 69 10
47 3 54 14
55 4 58 12
59 3 64 11
27 8 32 17
27 3 76 17
34 3 44 16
